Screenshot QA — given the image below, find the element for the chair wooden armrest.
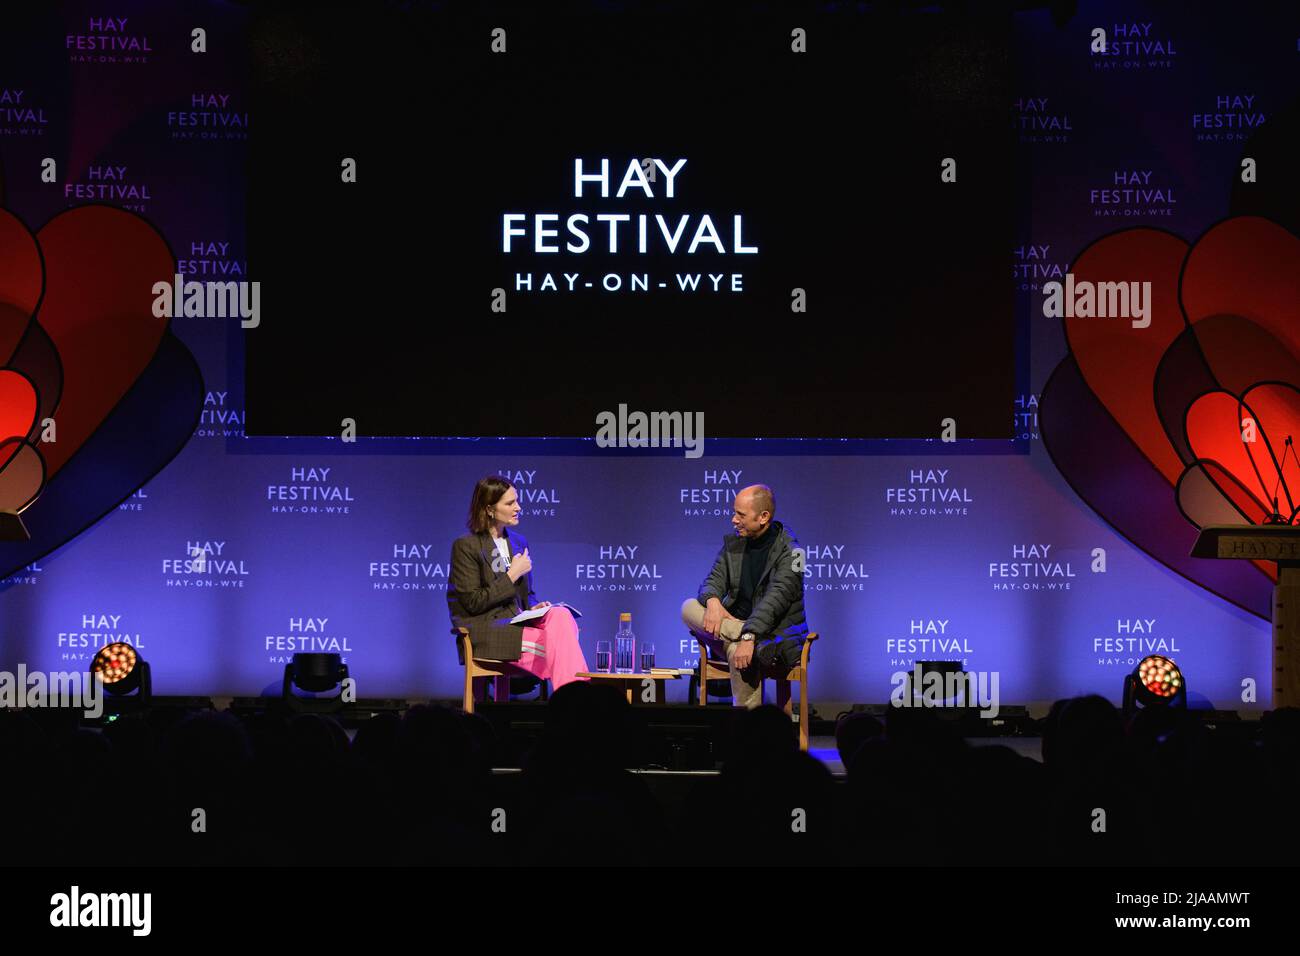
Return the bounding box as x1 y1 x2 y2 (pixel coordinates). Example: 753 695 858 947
800 631 819 670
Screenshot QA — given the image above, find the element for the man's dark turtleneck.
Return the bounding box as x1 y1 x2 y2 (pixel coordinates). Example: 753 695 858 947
731 521 778 621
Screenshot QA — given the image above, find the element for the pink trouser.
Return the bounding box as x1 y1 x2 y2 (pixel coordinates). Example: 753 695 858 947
513 606 591 689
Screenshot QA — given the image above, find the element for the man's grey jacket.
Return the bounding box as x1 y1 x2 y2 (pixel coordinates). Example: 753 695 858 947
696 520 809 644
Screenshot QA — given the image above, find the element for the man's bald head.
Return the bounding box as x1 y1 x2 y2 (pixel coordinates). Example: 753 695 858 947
739 484 775 519
732 484 776 538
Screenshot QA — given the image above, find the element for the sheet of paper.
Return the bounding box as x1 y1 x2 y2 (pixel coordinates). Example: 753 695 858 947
508 602 582 625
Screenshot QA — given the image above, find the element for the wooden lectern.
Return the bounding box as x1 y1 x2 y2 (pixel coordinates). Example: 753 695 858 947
1191 524 1300 709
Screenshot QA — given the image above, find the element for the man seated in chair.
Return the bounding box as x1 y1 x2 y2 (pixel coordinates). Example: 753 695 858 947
680 484 808 709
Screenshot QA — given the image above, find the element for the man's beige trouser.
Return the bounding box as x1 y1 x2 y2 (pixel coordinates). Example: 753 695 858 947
681 598 762 709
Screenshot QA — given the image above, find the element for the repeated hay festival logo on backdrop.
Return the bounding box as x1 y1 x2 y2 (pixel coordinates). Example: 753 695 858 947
57 613 145 664
66 15 152 64
196 388 244 439
679 467 745 518
1093 617 1182 669
1192 93 1265 143
168 92 249 142
575 544 663 593
500 468 562 518
118 487 150 513
504 157 757 296
798 545 869 593
1013 393 1040 440
884 467 973 518
265 616 353 666
178 239 247 285
368 544 449 592
1013 97 1072 144
1089 169 1178 218
161 539 249 590
988 542 1077 592
0 562 43 587
1013 243 1068 294
65 164 152 214
0 88 49 137
1090 21 1176 71
267 466 355 516
886 618 974 668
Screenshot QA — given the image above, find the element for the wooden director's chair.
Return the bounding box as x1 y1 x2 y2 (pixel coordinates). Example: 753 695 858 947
697 632 819 750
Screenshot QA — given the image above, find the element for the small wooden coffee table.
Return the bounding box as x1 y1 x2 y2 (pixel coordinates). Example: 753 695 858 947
575 671 681 704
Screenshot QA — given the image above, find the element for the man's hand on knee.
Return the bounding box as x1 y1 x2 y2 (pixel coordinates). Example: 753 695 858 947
702 597 727 637
732 637 754 670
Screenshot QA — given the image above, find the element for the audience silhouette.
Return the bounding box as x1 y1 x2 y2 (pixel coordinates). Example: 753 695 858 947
2 694 1292 865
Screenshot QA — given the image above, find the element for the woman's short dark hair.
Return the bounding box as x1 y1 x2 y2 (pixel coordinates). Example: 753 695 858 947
467 475 514 533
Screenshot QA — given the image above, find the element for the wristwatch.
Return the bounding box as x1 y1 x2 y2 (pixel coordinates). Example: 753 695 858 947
739 634 755 642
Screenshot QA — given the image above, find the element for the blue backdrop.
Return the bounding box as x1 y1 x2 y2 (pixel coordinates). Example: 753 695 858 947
0 1 1292 707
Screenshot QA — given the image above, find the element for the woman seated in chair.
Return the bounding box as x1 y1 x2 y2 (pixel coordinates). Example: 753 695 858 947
447 475 590 688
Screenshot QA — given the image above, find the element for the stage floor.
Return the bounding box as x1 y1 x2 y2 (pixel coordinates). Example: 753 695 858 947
806 735 1044 776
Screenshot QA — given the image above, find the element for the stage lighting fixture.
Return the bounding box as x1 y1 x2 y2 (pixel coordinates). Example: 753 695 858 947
90 642 152 699
282 653 350 714
1122 655 1186 714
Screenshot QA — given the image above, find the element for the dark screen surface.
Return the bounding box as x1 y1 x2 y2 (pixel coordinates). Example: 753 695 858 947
245 3 1015 439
